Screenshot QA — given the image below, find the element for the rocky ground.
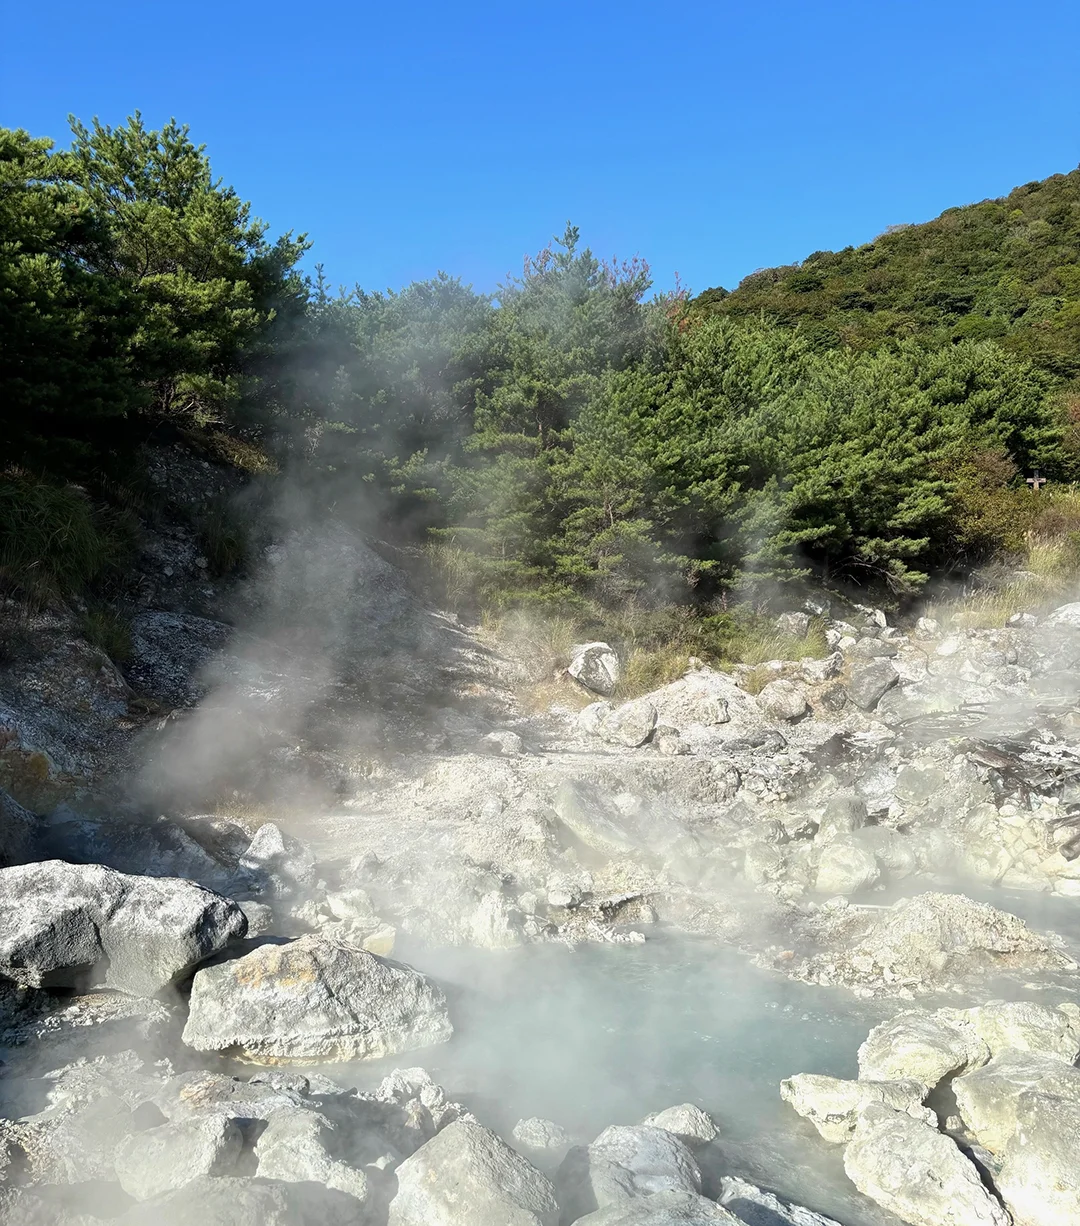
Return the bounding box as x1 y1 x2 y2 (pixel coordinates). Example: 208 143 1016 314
2 456 1080 1223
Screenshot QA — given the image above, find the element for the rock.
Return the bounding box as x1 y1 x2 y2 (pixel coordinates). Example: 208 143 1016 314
1045 602 1080 628
717 1176 842 1225
514 1116 572 1154
962 1000 1080 1063
996 1091 1080 1225
126 611 231 707
815 793 867 842
0 787 36 867
569 643 621 697
183 934 452 1063
601 699 658 748
777 612 812 639
813 839 880 895
553 780 637 854
843 1105 1010 1226
641 1104 717 1147
236 822 316 898
121 1175 361 1225
756 680 809 722
849 638 898 660
779 1074 933 1143
557 1124 702 1221
579 702 615 737
387 1119 559 1226
915 617 939 637
858 1010 990 1085
953 1050 1080 1152
800 653 842 684
0 860 246 996
42 1093 141 1183
573 1192 739 1224
114 1114 243 1200
481 729 524 755
847 661 898 711
254 1110 369 1203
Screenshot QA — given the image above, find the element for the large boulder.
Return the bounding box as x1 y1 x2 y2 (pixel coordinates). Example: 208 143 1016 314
568 643 621 697
716 1177 842 1226
254 1111 370 1203
601 699 658 748
847 661 898 711
996 1091 1080 1225
858 1009 990 1085
961 1000 1080 1063
813 839 880 896
387 1119 558 1226
780 1073 933 1143
182 934 452 1062
0 860 246 996
953 1051 1080 1153
573 1192 739 1224
756 680 809 722
843 1105 1010 1226
113 1115 243 1200
557 1125 702 1221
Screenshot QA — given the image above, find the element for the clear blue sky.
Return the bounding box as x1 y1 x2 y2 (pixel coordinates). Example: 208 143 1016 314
5 0 1079 297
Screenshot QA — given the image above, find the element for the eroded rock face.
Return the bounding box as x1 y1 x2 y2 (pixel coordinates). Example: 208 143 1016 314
113 1115 243 1201
843 1105 1010 1226
387 1119 559 1226
953 1051 1080 1153
0 860 246 996
857 1010 990 1085
0 787 37 867
996 1091 1080 1225
181 934 452 1063
780 1073 933 1143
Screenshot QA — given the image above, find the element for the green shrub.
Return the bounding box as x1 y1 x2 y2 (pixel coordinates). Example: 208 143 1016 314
80 604 133 663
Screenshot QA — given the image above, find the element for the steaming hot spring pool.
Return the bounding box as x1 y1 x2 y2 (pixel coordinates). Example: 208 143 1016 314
303 935 904 1225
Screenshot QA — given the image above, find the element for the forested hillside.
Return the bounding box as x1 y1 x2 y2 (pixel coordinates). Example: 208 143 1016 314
3 116 1079 634
696 169 1080 379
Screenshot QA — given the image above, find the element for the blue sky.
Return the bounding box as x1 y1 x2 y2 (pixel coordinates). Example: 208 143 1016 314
6 0 1079 297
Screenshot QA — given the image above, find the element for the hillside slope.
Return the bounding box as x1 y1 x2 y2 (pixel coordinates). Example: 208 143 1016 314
696 168 1080 379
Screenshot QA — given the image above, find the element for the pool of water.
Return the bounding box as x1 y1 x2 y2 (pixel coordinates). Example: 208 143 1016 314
330 935 906 1225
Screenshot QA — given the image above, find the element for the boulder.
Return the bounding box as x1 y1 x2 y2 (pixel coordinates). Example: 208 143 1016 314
601 699 658 748
43 1093 141 1183
553 781 637 854
756 680 809 722
568 643 621 697
813 839 880 896
387 1119 559 1226
847 661 898 711
514 1116 572 1155
858 1009 990 1085
579 702 615 737
254 1110 370 1203
996 1091 1080 1225
182 934 452 1063
557 1124 702 1221
843 1105 1010 1226
114 1114 243 1200
573 1192 739 1224
815 793 866 842
1045 602 1080 628
121 1175 361 1225
953 1050 1080 1153
962 1000 1080 1063
236 822 317 898
641 1104 717 1147
0 860 246 996
717 1176 842 1225
779 1073 933 1143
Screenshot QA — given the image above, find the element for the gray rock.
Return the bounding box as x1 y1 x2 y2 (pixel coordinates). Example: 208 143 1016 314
847 660 899 711
601 699 658 748
641 1104 717 1147
814 839 880 896
236 822 316 898
1045 601 1080 628
953 1050 1080 1153
858 1009 990 1086
756 680 808 722
849 638 898 660
717 1177 842 1226
514 1116 572 1154
996 1091 1080 1225
579 702 615 737
568 643 621 697
843 1105 1009 1226
114 1114 243 1200
0 787 36 867
182 934 452 1062
815 793 867 842
0 860 246 996
558 1124 702 1221
780 1073 933 1143
573 1192 739 1224
126 610 232 707
121 1175 361 1225
43 1093 139 1183
776 612 812 639
254 1110 369 1203
553 781 637 854
388 1119 559 1226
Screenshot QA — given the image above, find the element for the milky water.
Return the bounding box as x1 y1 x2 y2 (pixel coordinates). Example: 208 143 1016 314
325 935 907 1225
